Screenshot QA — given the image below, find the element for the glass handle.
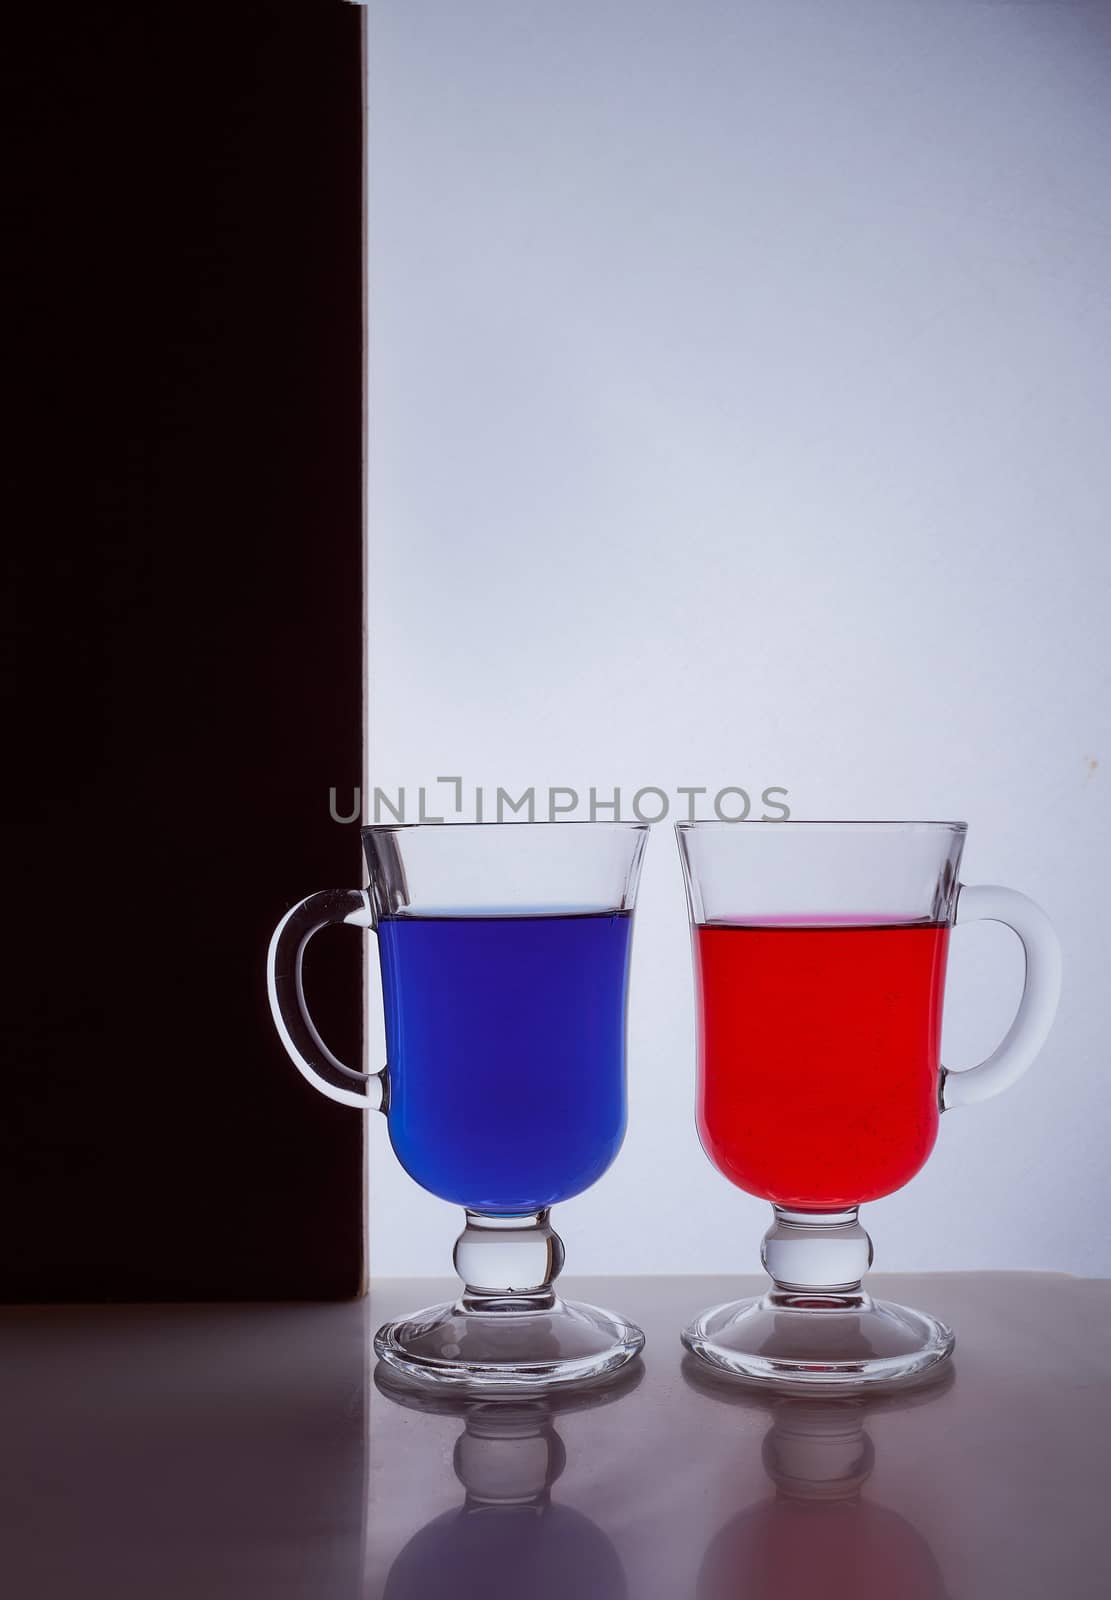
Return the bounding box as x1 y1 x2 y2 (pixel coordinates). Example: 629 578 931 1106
266 889 385 1111
941 883 1062 1110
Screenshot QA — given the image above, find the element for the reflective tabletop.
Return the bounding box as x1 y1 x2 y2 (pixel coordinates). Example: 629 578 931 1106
2 1273 1109 1598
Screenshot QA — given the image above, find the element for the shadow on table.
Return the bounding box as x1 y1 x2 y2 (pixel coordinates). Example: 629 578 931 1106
0 1304 370 1599
683 1357 955 1600
374 1361 641 1600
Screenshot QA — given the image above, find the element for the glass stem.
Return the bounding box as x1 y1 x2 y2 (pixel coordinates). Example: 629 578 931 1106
761 1206 874 1298
453 1209 566 1312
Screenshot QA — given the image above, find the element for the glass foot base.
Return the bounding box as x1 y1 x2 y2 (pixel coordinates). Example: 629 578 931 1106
374 1295 645 1396
682 1291 954 1395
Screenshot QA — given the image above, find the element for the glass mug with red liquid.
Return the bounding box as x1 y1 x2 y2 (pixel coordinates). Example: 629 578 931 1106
677 820 1062 1390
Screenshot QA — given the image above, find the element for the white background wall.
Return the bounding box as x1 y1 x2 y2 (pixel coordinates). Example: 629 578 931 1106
364 0 1111 1278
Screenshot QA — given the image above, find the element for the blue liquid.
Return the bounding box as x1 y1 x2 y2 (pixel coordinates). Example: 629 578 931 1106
378 911 632 1214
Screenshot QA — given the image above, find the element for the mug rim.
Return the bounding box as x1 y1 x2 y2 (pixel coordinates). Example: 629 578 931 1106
362 820 651 834
674 819 968 832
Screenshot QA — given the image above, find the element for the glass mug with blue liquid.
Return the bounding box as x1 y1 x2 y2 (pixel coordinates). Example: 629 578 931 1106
267 822 649 1392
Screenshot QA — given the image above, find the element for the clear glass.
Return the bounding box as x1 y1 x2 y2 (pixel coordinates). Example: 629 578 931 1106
676 820 1062 1391
267 821 649 1393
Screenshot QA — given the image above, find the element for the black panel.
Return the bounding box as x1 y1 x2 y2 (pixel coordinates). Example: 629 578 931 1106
3 4 365 1299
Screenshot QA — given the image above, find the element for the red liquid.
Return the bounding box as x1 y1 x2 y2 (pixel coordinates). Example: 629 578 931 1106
695 923 949 1209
